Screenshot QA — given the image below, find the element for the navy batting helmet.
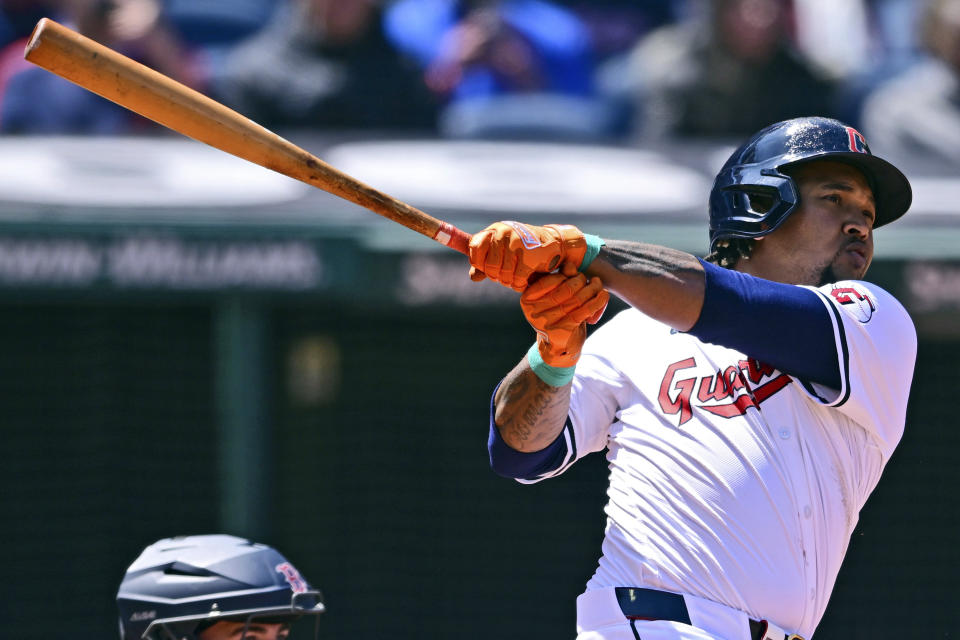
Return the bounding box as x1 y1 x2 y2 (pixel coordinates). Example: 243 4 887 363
708 116 912 252
117 535 325 640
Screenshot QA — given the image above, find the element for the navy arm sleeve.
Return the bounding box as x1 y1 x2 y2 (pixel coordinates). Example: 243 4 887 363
688 260 841 389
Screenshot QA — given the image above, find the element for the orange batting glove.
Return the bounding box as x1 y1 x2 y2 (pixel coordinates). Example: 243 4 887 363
522 265 609 370
468 221 588 291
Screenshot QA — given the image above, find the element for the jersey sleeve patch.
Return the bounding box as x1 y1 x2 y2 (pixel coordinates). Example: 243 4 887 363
826 282 877 324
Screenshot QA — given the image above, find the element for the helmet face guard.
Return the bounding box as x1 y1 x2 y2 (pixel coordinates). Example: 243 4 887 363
141 592 325 640
117 535 325 640
708 117 913 252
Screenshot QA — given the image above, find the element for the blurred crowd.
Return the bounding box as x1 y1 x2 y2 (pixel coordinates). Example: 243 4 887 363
0 0 953 157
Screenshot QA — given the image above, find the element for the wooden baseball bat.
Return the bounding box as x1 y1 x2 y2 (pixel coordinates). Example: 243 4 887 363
23 18 472 255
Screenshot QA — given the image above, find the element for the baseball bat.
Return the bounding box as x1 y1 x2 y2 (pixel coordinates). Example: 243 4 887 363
23 18 471 255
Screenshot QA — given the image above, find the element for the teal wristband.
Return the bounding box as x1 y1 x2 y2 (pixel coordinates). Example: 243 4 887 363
579 234 605 272
526 342 576 387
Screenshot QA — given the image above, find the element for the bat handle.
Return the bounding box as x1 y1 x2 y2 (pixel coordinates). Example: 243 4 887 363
433 222 471 256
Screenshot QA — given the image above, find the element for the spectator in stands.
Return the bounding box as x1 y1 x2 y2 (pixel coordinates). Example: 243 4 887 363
860 0 960 167
0 0 52 50
611 0 839 140
213 0 438 132
568 0 679 66
866 0 925 72
808 0 925 126
791 0 873 82
161 0 280 85
162 0 278 52
384 0 616 139
0 0 200 134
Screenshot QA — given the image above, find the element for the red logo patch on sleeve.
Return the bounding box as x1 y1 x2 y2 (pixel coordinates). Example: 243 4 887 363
830 283 876 323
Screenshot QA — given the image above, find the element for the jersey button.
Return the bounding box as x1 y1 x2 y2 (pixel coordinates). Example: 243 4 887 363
804 505 812 518
779 428 791 439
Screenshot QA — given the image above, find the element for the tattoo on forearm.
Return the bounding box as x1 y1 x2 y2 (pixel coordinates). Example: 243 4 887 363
495 363 571 450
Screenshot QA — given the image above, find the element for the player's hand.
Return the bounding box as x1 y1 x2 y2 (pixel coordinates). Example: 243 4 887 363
521 264 609 368
468 221 587 291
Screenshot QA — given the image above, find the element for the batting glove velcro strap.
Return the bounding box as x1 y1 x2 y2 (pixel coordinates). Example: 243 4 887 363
526 342 577 387
579 233 605 272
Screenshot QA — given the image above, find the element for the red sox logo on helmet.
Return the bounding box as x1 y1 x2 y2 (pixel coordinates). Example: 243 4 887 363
276 562 308 593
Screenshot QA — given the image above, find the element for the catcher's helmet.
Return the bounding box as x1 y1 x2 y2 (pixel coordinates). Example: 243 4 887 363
117 535 325 640
708 116 912 251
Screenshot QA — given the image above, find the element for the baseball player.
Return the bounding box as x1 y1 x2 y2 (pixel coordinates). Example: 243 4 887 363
468 117 916 639
117 534 325 640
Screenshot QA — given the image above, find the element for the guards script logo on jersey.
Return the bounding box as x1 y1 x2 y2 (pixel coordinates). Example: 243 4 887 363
658 357 791 426
829 282 876 323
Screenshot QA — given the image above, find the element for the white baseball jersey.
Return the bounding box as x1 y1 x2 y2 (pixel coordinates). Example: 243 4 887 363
526 280 916 638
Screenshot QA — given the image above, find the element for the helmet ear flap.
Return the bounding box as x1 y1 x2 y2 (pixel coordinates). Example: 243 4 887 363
709 166 799 250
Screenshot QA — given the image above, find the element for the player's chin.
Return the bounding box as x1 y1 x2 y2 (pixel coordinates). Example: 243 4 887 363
832 252 871 281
